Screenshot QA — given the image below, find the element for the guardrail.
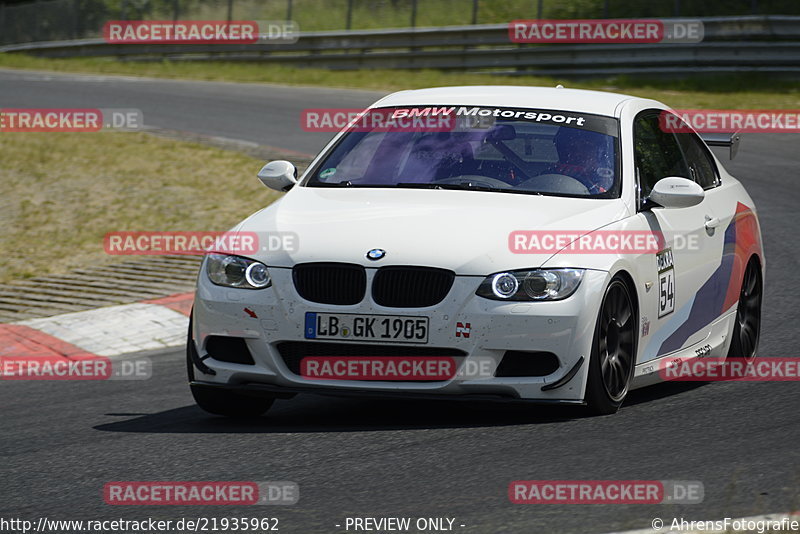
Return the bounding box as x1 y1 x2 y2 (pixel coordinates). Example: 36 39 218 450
1 16 798 76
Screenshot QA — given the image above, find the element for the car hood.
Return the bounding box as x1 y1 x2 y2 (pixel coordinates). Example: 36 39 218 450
237 187 630 275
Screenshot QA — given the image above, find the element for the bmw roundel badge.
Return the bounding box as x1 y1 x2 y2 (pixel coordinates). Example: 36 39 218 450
366 248 386 261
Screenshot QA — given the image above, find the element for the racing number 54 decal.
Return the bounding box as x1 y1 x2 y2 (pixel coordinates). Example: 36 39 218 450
656 248 675 318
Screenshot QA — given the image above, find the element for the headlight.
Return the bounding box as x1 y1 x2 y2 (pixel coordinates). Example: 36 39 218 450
476 269 584 301
206 254 272 289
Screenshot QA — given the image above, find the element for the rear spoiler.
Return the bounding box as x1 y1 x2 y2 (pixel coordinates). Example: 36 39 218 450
700 132 741 160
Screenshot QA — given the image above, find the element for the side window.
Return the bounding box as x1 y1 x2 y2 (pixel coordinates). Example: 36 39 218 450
675 131 720 190
633 111 689 198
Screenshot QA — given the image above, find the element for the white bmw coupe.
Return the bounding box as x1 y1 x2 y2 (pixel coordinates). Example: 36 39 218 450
188 86 763 416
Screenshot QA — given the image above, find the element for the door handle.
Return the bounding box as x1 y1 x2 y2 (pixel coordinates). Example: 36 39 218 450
704 216 720 230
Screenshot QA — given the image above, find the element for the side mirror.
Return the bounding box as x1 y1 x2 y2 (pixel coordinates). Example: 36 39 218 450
648 177 705 209
257 160 297 192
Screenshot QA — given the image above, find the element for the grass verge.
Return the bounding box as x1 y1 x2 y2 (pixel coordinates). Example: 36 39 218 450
0 54 798 109
0 131 282 283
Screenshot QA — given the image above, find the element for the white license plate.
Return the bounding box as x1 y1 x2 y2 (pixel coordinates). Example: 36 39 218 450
304 313 429 343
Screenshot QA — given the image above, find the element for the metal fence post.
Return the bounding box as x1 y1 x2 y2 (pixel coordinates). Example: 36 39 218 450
287 0 293 21
536 0 543 19
346 0 354 30
410 0 417 28
227 0 233 21
173 0 180 21
471 0 478 24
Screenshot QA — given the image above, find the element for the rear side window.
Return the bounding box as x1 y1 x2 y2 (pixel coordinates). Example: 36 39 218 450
633 111 689 198
675 131 720 190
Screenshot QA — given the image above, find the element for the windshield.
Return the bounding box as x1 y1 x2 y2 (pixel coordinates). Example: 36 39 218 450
305 106 620 198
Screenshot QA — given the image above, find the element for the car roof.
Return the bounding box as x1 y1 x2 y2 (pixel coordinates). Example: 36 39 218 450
372 86 642 117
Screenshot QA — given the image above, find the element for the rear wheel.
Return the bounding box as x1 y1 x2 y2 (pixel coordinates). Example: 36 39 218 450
186 316 274 418
727 257 762 361
585 277 637 415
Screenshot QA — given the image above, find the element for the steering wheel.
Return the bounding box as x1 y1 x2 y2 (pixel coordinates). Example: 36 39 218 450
516 174 590 195
432 175 512 189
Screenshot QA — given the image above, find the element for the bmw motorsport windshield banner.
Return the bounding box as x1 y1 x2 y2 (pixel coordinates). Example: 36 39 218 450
303 106 620 135
388 106 619 136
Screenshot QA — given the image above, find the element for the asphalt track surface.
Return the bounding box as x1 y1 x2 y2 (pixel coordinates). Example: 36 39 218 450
1 69 798 534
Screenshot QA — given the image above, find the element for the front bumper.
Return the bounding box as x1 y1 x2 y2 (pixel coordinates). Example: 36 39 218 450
191 267 609 402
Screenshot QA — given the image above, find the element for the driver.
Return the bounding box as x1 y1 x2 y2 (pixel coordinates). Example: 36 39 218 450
546 127 615 193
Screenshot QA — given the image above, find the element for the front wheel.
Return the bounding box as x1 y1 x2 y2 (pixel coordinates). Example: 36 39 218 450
190 384 275 418
585 277 637 415
187 316 274 418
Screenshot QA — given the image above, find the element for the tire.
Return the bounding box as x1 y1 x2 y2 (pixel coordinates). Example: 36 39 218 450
190 384 274 418
585 276 637 415
726 257 762 362
186 315 274 418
